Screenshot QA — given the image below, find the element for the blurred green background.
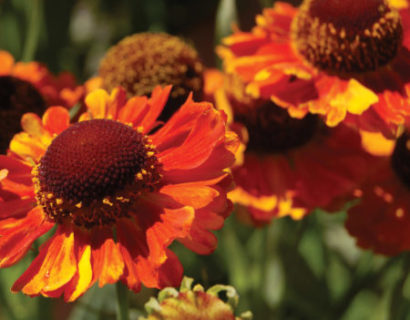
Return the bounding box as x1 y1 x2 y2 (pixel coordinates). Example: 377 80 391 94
1 0 410 319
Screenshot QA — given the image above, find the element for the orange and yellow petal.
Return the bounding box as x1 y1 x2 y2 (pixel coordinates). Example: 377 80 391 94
12 225 77 296
0 206 53 268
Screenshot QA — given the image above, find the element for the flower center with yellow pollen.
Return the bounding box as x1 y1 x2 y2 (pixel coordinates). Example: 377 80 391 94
292 0 402 74
0 76 45 153
99 33 204 122
33 119 162 228
391 130 410 189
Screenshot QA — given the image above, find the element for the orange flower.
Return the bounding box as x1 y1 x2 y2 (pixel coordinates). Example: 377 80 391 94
0 85 238 301
0 51 84 152
0 50 83 108
345 131 410 255
218 0 410 138
140 277 252 320
212 72 377 226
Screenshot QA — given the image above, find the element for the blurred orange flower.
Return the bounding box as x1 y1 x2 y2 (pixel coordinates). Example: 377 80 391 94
0 50 83 108
0 85 238 301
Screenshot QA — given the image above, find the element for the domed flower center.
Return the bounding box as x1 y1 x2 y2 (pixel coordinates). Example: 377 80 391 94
234 102 319 153
391 130 410 189
33 119 162 228
99 33 204 122
0 76 45 152
291 0 402 74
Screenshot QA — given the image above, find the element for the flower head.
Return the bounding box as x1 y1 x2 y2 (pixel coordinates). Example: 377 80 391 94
0 85 238 301
218 0 410 137
139 277 252 320
99 33 204 121
212 72 377 226
0 51 83 152
346 131 410 255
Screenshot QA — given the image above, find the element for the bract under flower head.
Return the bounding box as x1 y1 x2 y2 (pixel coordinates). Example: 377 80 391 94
218 0 410 137
140 277 252 320
0 85 238 301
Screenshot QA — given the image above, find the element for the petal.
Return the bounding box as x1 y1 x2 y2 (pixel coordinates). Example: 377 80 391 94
159 184 220 209
42 107 70 135
0 198 35 219
157 104 226 171
64 229 93 302
0 206 53 267
90 227 124 287
85 89 110 119
137 200 194 266
138 85 172 133
117 219 149 290
12 225 77 296
117 96 149 126
0 50 14 74
334 79 378 115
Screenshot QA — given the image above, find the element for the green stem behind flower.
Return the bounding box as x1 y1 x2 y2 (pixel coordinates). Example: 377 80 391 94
116 282 130 320
22 0 41 61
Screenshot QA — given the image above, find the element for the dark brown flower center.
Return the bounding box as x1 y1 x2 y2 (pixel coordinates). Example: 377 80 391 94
99 33 204 122
0 76 46 153
292 0 402 74
234 102 319 153
391 130 410 189
34 119 162 228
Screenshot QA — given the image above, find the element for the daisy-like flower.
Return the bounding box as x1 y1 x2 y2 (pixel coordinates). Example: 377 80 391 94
214 73 377 226
139 277 252 320
0 51 83 152
345 131 410 255
218 0 410 137
0 85 238 301
98 33 204 121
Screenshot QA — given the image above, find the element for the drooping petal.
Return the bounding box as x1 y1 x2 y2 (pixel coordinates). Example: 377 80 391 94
0 206 53 267
90 226 124 287
12 225 77 296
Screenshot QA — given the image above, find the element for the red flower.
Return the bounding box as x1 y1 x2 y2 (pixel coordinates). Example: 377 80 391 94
218 0 410 137
0 85 238 301
211 72 376 226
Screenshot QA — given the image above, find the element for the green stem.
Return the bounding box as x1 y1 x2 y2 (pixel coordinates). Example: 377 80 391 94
115 282 130 320
22 0 41 61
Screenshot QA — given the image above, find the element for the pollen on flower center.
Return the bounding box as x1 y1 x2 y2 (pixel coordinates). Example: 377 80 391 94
0 76 45 153
391 131 410 189
99 33 204 122
291 0 402 74
33 119 162 228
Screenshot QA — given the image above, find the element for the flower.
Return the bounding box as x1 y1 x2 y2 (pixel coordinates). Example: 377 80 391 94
139 277 252 320
0 50 83 108
213 72 377 226
218 0 410 138
0 85 238 301
98 33 204 121
345 130 410 255
0 50 83 152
